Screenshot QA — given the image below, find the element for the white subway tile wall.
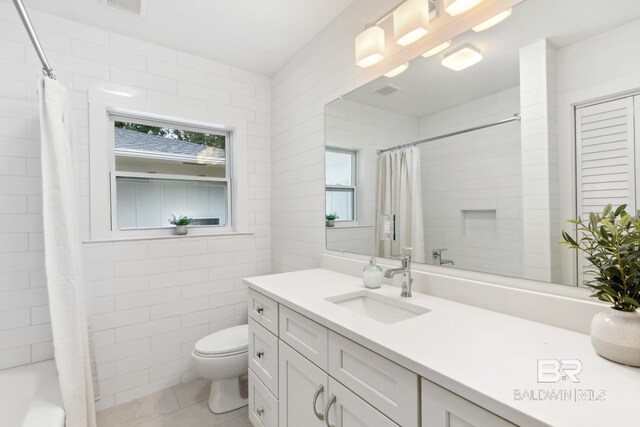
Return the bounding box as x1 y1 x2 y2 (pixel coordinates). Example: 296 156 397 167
419 86 523 276
0 2 270 409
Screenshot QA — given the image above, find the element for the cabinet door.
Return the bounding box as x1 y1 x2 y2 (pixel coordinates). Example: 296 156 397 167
279 341 327 427
422 379 516 427
325 377 399 427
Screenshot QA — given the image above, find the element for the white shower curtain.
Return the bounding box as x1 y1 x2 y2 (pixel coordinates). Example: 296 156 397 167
38 77 97 427
375 147 426 263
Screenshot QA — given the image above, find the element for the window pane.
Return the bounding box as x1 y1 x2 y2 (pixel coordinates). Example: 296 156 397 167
326 150 354 186
114 121 227 178
116 177 227 229
326 189 354 221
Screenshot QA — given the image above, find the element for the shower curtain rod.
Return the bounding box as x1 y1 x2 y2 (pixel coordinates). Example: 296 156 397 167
13 0 56 79
376 113 521 155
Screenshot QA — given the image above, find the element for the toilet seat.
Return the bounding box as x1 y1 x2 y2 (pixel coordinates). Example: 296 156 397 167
194 324 248 358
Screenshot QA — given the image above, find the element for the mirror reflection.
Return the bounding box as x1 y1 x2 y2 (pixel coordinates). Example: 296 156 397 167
325 0 640 287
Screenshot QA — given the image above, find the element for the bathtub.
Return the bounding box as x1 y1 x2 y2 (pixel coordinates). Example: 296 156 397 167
0 359 65 427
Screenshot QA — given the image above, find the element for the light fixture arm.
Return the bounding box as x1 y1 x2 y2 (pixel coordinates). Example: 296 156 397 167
371 0 437 26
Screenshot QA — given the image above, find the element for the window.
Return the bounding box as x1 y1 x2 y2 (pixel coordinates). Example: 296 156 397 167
89 91 249 240
111 116 231 230
325 148 357 222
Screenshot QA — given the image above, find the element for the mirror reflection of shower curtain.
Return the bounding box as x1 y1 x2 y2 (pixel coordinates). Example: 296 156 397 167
375 147 426 263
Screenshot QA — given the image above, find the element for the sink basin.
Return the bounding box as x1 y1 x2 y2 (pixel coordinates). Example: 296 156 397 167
326 290 430 324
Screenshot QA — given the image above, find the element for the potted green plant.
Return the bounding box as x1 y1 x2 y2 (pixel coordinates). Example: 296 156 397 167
326 213 338 227
169 215 192 235
561 204 640 366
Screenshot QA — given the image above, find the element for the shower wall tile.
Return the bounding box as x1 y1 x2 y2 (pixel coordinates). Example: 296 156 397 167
418 86 523 277
0 1 270 410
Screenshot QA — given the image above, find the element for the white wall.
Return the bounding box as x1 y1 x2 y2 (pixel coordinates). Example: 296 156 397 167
0 2 270 409
325 97 418 255
418 86 523 276
519 39 561 284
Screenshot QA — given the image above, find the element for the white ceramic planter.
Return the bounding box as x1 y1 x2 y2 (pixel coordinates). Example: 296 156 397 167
326 220 335 227
591 308 640 366
175 225 188 235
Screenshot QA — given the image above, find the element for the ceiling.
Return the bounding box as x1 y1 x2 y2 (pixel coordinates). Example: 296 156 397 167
344 0 640 118
10 0 356 75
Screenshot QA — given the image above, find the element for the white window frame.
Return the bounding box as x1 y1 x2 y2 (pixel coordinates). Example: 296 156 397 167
110 114 232 231
325 147 357 222
88 90 249 240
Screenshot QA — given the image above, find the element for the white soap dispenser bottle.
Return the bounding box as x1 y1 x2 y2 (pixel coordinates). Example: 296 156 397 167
363 255 382 289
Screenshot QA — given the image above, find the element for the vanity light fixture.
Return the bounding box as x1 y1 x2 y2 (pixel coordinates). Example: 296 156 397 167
472 8 512 32
355 25 386 68
421 40 452 58
444 0 484 16
441 43 483 71
393 0 430 46
384 63 409 78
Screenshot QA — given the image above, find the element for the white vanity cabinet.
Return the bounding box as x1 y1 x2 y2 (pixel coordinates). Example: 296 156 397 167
248 288 515 427
279 341 399 427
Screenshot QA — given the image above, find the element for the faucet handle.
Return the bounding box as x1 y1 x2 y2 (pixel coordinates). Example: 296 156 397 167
432 248 448 255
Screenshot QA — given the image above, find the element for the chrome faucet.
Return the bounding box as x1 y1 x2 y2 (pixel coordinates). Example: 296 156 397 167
384 255 413 298
432 249 454 266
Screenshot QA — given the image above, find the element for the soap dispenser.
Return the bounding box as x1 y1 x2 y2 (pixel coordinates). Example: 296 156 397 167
363 256 382 289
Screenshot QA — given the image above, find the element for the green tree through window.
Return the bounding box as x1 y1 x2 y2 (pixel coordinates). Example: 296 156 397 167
115 121 226 149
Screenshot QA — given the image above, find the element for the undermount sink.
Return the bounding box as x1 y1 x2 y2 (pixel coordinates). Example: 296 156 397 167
326 290 430 324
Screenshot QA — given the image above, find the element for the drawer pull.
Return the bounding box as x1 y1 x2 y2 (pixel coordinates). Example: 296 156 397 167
256 407 265 416
324 394 336 427
256 351 264 358
256 306 264 314
312 384 325 421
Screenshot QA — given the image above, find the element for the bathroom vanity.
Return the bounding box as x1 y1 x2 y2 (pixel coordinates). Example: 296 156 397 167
245 269 639 427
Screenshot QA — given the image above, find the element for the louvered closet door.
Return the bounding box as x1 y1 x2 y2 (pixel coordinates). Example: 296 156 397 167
575 96 637 285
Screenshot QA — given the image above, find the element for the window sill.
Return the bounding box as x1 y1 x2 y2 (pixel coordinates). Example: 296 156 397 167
84 230 254 244
327 223 374 229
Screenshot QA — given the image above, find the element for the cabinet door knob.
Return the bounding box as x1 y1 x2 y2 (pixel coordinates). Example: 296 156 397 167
256 306 264 314
312 384 325 421
324 394 336 427
256 351 264 358
256 407 264 416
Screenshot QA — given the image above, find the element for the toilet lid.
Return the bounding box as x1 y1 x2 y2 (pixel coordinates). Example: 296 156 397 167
194 324 248 356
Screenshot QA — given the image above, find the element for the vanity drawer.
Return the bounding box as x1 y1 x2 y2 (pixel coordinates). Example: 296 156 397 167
279 305 328 370
422 379 516 427
249 318 279 397
328 331 419 427
249 289 279 335
249 370 278 427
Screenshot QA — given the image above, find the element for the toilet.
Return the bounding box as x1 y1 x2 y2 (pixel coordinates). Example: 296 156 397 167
191 324 249 413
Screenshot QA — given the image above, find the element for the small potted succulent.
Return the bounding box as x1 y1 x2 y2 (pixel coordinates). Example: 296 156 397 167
326 213 339 228
169 215 192 235
561 204 640 366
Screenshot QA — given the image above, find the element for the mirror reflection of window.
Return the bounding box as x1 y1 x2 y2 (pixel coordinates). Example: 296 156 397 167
325 148 357 222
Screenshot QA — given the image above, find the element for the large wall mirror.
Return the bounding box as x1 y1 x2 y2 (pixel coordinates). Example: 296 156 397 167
325 0 640 287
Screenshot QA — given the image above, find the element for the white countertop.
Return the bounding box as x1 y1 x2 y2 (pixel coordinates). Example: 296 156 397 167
244 268 640 427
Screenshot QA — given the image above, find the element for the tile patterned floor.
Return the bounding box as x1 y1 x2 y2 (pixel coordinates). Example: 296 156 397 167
97 378 251 427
